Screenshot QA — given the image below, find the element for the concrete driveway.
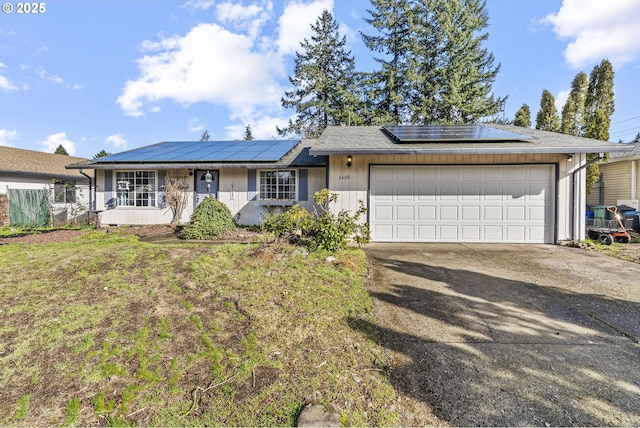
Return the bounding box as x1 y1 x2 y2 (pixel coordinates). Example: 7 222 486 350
364 243 640 426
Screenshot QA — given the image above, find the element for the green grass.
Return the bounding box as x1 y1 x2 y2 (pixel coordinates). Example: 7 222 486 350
0 230 398 426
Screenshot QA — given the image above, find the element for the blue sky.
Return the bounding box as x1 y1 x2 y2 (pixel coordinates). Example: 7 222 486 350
1 0 639 158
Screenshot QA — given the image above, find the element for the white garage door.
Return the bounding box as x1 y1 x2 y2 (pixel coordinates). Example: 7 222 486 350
370 165 555 243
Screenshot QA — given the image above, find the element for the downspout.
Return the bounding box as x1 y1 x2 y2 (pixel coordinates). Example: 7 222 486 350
571 153 604 240
632 160 637 200
79 169 93 226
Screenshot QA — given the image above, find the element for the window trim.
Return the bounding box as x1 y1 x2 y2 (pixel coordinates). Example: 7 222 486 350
258 169 298 203
114 170 158 208
53 180 77 204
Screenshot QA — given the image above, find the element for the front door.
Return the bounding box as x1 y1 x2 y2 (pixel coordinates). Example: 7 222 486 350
195 170 219 207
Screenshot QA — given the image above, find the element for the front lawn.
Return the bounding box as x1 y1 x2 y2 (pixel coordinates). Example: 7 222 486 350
0 230 398 426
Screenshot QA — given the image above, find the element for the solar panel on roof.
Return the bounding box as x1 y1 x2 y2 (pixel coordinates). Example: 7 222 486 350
94 139 299 163
382 125 533 143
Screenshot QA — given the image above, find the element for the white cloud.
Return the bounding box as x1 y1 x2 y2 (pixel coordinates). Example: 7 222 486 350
277 0 334 55
181 0 215 12
0 129 18 146
117 22 285 118
0 64 18 92
187 117 205 133
105 133 127 149
37 68 64 84
543 0 640 68
118 0 335 136
41 132 76 156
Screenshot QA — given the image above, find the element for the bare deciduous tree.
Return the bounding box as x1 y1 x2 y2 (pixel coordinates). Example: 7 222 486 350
164 174 189 225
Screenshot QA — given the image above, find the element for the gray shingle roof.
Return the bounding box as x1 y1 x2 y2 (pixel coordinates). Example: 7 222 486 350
0 146 88 180
607 142 640 162
309 124 632 156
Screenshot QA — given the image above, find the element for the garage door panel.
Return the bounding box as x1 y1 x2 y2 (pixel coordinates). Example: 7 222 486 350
396 225 415 240
462 206 481 220
461 225 481 240
440 206 459 220
396 205 415 220
484 206 503 221
370 165 554 243
417 225 436 240
418 205 436 220
374 205 393 220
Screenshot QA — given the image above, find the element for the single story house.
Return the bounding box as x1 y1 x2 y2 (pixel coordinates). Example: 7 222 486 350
586 141 639 209
0 146 90 226
67 124 629 243
67 139 327 227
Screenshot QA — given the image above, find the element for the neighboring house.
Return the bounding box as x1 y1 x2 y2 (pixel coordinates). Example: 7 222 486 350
586 142 640 210
0 146 90 226
67 124 629 243
66 139 327 227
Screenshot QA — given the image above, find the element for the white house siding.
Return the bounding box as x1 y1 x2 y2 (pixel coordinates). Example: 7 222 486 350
96 167 327 226
218 167 327 226
327 153 581 242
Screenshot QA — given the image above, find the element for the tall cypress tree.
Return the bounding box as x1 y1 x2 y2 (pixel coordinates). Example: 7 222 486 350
535 89 560 132
583 59 615 193
561 72 588 136
278 10 357 138
513 104 531 128
584 59 615 141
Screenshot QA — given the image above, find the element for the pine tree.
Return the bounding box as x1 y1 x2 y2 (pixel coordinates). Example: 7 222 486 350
93 149 111 159
561 72 588 136
200 130 210 141
360 0 504 124
54 144 69 155
244 125 254 141
535 90 560 132
278 10 357 138
513 104 531 128
427 0 505 123
360 0 413 124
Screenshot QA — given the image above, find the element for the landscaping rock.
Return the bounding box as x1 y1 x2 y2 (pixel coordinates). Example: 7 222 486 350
297 403 344 427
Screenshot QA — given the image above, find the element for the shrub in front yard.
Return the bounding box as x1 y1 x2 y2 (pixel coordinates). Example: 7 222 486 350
262 189 370 252
180 197 235 239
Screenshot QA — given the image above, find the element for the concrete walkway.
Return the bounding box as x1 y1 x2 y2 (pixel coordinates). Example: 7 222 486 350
364 243 640 426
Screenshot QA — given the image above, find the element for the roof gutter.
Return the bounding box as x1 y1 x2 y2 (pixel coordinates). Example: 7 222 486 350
66 162 327 170
309 146 630 156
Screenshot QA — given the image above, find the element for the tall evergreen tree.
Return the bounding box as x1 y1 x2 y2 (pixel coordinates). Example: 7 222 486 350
560 72 588 136
513 104 531 128
584 59 615 141
278 10 357 138
360 0 413 124
583 59 615 193
427 0 505 123
360 0 504 124
535 89 560 132
54 144 69 155
244 125 254 141
200 130 210 141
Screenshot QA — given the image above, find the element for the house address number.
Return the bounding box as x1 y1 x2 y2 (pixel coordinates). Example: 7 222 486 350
338 175 350 181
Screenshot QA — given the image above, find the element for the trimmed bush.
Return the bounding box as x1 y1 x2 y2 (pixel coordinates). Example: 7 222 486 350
180 197 235 240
